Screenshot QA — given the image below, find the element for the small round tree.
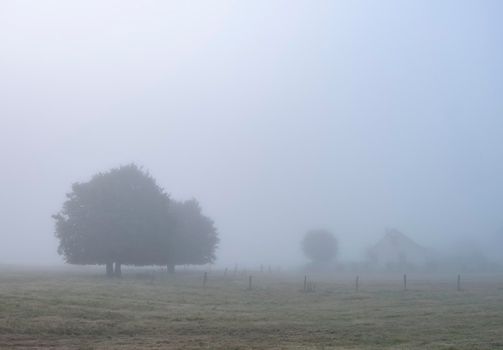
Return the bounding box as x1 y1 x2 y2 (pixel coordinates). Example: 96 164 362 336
301 229 338 264
165 199 219 273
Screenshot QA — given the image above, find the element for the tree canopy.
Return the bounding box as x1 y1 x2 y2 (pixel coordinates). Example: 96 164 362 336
53 164 218 276
168 199 218 267
301 229 338 264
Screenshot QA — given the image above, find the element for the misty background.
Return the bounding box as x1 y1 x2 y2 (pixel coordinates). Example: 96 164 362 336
1 1 502 267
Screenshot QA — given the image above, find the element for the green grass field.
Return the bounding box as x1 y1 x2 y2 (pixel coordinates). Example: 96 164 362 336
1 267 502 349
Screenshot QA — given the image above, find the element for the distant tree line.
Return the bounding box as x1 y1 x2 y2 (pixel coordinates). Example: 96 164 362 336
53 164 218 277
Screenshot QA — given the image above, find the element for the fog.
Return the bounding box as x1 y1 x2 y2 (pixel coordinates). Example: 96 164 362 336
1 1 502 267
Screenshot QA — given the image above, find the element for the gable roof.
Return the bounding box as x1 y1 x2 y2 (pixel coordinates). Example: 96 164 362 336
368 229 431 264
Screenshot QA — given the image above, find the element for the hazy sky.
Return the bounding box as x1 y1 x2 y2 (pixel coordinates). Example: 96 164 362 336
1 1 502 266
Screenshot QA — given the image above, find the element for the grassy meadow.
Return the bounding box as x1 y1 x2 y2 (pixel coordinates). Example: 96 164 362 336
1 266 502 349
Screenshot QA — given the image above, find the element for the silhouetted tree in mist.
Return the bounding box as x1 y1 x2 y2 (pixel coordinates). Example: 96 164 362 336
164 199 218 273
53 164 218 277
53 164 171 277
302 229 338 264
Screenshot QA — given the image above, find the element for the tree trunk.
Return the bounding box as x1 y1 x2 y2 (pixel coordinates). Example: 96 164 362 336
114 262 122 277
167 264 175 274
106 262 113 278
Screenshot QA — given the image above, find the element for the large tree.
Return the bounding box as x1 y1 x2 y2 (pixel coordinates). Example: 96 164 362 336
53 164 171 277
301 229 338 264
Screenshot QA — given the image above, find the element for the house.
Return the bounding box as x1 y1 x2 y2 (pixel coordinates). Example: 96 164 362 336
366 229 434 270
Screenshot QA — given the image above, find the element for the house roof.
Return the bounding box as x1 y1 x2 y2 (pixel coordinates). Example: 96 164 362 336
368 229 430 261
